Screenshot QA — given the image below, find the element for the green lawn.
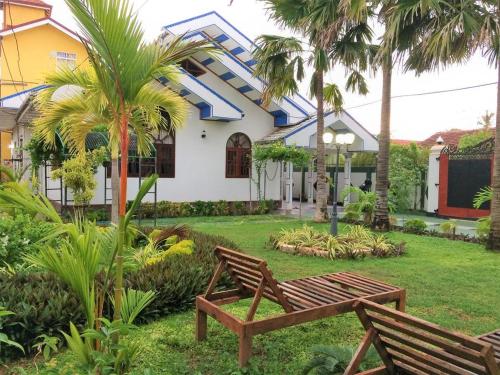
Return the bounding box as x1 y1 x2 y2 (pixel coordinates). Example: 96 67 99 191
17 215 500 374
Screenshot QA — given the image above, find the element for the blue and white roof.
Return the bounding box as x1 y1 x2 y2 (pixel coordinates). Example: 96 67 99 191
0 85 49 109
161 11 317 126
259 111 379 152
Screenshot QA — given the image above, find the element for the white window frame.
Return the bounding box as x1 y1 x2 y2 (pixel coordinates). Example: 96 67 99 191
56 52 77 70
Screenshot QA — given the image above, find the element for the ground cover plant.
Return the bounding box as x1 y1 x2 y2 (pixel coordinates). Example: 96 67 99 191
270 224 405 259
9 215 500 374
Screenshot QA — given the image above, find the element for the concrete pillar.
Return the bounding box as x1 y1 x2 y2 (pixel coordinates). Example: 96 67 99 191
307 159 314 204
283 161 294 211
426 144 445 214
343 152 352 204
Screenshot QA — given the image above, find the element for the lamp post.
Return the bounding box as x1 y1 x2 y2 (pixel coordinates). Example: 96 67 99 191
322 131 355 235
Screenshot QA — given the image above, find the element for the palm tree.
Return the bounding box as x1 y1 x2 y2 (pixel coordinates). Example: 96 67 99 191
384 0 499 247
254 0 372 222
34 0 213 329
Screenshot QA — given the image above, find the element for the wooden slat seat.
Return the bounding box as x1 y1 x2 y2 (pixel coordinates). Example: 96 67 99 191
345 299 500 375
196 246 406 367
479 331 500 364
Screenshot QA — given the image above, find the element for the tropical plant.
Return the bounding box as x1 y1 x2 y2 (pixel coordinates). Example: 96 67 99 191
254 0 373 222
385 0 499 247
32 334 60 361
341 186 377 224
303 345 379 374
271 224 404 259
440 220 457 238
473 186 492 209
0 165 30 184
477 216 491 239
0 307 24 354
33 0 214 342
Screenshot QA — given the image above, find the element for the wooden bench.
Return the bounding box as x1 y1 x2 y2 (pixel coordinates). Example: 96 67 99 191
196 246 406 367
345 299 500 374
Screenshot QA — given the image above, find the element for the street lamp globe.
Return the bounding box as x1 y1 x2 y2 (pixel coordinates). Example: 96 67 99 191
322 132 334 144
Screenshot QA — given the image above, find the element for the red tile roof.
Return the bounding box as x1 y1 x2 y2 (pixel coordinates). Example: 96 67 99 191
419 128 495 148
392 139 416 146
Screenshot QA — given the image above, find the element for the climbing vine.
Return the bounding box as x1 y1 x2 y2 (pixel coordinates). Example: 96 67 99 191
251 142 311 200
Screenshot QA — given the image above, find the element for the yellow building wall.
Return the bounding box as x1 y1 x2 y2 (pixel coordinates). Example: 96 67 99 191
0 24 88 97
0 132 12 163
3 3 48 28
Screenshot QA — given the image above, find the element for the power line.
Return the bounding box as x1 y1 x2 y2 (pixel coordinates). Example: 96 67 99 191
0 42 19 95
345 81 498 110
6 0 25 90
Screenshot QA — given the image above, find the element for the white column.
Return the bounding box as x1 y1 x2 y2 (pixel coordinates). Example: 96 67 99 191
283 161 294 211
307 159 314 204
343 152 352 204
426 144 445 213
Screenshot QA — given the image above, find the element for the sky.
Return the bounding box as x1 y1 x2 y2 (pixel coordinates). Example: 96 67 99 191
48 0 498 141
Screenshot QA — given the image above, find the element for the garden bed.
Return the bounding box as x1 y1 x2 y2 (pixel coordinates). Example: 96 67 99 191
270 225 405 260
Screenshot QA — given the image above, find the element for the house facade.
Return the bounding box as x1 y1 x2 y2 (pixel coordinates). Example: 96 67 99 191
2 10 378 208
0 0 88 165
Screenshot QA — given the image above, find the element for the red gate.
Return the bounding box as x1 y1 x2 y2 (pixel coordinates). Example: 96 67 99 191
438 139 493 219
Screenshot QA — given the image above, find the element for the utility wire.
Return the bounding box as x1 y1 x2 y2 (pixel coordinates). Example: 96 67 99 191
0 42 19 95
6 0 25 91
345 81 498 110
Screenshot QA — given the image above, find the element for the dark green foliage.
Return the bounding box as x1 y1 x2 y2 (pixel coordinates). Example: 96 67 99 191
303 345 380 374
0 273 85 360
85 208 110 222
403 219 427 234
128 200 276 219
126 230 236 323
0 214 54 265
0 230 237 360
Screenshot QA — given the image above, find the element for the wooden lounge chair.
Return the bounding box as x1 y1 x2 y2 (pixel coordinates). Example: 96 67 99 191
345 299 500 375
196 246 406 367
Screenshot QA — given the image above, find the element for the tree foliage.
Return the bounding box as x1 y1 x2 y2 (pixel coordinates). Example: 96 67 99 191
458 131 493 149
389 143 429 211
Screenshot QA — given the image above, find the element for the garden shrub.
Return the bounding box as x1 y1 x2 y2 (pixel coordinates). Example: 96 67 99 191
0 230 237 359
0 273 85 360
403 219 427 234
0 214 54 266
144 239 195 266
126 199 276 219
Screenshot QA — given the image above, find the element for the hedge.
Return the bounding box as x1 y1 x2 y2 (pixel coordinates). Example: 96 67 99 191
0 229 237 360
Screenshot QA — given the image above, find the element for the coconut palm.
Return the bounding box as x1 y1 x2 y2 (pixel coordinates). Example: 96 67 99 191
34 0 213 330
384 0 499 247
254 0 372 222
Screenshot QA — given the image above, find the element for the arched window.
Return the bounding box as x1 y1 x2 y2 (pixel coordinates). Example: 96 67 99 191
226 133 251 178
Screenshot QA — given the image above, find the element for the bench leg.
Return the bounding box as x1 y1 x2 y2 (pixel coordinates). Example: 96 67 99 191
196 307 207 342
238 332 252 367
396 290 406 312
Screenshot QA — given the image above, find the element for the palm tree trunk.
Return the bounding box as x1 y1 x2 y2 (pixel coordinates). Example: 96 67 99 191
373 61 392 231
114 112 129 326
314 69 329 222
111 157 119 224
488 63 500 250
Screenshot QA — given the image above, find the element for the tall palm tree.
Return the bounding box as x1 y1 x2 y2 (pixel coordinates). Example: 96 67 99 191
254 0 372 222
34 0 213 329
384 0 499 247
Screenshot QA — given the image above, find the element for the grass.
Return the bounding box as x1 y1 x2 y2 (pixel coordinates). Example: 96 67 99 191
14 215 500 374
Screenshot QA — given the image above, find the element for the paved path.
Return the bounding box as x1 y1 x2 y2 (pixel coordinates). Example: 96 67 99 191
278 202 478 237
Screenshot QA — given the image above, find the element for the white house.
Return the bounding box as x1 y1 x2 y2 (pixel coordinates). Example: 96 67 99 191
1 11 378 208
